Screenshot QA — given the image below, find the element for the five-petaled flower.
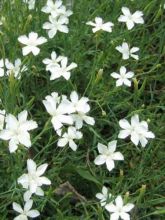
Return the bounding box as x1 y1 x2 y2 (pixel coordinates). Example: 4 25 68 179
18 159 51 199
115 42 139 60
105 195 134 220
0 110 38 153
118 7 144 30
118 114 155 147
86 17 114 33
18 32 47 56
57 126 83 151
13 199 40 220
43 15 69 38
94 141 124 172
47 57 77 80
43 92 74 131
111 66 134 87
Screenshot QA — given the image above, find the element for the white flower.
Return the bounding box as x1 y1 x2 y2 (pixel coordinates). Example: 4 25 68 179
111 66 134 87
118 114 155 147
18 32 47 56
94 141 124 172
57 126 82 151
43 51 65 71
18 159 51 196
96 186 111 206
86 17 114 33
48 57 77 80
118 7 144 30
43 15 69 38
43 92 74 131
13 199 40 220
0 110 38 153
105 195 134 220
70 91 95 129
6 58 27 79
116 42 139 60
0 109 5 130
42 0 72 18
23 0 36 10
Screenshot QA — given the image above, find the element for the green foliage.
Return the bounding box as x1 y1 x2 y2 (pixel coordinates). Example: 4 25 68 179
0 0 165 219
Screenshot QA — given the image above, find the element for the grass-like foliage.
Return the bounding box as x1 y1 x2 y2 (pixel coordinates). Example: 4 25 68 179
0 0 164 219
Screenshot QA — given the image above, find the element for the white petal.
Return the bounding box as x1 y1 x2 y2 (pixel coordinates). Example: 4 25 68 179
18 132 31 148
27 210 40 218
108 140 117 153
9 139 19 153
18 110 27 123
96 193 104 200
0 130 12 140
70 91 78 103
120 212 130 220
115 195 123 208
118 130 130 139
24 200 33 212
105 203 117 212
119 119 131 129
23 191 32 201
97 143 108 154
83 115 95 126
126 20 134 30
112 152 124 161
39 176 51 185
123 203 134 212
106 159 115 171
94 155 106 165
131 131 140 146
110 212 120 220
69 139 77 151
131 115 139 126
121 7 131 16
57 137 68 147
36 163 48 176
22 46 33 56
36 187 44 196
111 72 120 79
13 202 23 213
27 159 36 173
120 66 126 75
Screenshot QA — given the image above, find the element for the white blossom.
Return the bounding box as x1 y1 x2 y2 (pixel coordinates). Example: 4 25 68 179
0 110 38 153
70 91 95 129
48 57 77 80
57 126 82 151
42 0 72 18
94 141 124 172
6 59 27 79
118 114 155 147
13 199 40 220
43 51 65 71
105 195 134 220
43 15 69 38
96 186 112 206
43 92 75 131
111 66 134 87
118 7 144 30
18 159 51 197
18 32 47 56
115 42 139 60
86 17 114 33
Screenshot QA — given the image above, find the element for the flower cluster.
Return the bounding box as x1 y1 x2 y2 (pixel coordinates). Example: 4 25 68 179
43 91 95 151
43 51 77 80
87 6 154 220
0 58 27 78
42 0 73 38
